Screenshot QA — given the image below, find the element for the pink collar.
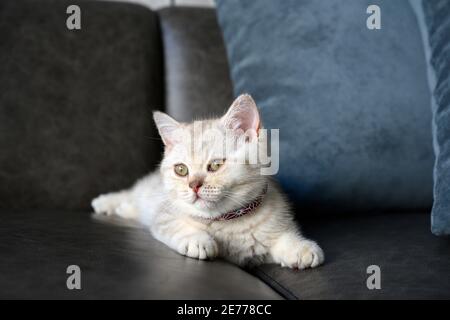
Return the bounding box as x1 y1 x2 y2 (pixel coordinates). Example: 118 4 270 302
210 184 268 221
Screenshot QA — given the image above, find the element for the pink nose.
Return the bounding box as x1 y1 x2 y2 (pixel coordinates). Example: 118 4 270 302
189 181 203 193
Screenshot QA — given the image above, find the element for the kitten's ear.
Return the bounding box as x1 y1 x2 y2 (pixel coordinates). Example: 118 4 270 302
221 94 261 139
153 111 181 147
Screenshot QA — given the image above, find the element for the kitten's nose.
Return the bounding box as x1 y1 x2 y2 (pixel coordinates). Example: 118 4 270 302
189 180 203 193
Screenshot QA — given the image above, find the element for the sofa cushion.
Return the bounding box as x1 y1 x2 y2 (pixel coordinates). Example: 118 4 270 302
215 0 434 214
158 7 233 122
250 213 450 299
410 0 450 236
0 209 281 299
0 0 163 210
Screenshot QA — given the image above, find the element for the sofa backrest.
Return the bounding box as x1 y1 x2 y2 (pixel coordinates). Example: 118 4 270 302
158 7 233 121
0 0 163 210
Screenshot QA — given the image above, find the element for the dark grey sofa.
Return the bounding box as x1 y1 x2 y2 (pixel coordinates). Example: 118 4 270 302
0 0 449 299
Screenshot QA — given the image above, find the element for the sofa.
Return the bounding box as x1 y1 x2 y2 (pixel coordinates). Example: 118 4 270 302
0 0 449 299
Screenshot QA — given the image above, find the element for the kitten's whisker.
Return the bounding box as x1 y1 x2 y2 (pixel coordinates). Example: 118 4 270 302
223 187 266 201
144 135 163 141
222 193 247 208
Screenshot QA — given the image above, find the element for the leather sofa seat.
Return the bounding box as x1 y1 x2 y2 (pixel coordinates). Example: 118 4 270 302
2 210 448 299
0 209 281 299
252 213 450 299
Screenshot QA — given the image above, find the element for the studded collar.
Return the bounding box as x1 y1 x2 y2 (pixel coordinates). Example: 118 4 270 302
209 184 268 221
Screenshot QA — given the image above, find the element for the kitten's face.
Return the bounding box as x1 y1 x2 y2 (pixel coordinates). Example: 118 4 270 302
154 94 267 219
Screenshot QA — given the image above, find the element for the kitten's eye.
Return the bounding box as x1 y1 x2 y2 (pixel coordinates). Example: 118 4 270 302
207 159 225 172
174 163 188 177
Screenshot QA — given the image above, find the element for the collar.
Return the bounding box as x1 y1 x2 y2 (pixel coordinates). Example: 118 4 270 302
210 184 268 221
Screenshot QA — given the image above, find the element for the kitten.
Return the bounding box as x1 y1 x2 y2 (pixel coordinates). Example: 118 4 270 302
92 94 324 268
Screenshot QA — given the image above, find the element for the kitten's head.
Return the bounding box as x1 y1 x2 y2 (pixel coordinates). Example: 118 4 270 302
153 94 268 219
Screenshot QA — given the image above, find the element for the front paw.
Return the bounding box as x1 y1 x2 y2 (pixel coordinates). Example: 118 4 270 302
280 240 324 269
177 234 218 260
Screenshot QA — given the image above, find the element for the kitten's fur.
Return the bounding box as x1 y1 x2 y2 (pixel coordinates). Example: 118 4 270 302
92 94 324 268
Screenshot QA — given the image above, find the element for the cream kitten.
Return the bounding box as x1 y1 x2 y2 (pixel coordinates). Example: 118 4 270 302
92 94 324 268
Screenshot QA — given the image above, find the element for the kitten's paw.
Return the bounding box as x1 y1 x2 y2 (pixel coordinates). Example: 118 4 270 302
177 234 218 260
92 194 117 216
281 240 324 269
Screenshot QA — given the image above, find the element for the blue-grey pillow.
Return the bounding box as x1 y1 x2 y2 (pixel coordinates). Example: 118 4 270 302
215 0 434 214
410 0 450 235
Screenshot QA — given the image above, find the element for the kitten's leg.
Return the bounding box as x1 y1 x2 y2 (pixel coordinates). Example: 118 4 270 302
269 231 324 269
91 191 138 219
150 215 218 260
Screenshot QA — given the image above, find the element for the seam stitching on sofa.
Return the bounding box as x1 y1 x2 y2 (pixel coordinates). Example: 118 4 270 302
247 267 299 300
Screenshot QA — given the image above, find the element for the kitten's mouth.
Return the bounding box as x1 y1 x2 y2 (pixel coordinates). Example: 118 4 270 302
194 196 208 203
193 195 217 207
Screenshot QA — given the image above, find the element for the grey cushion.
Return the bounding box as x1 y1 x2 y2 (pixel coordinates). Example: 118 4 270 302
0 209 281 299
159 7 233 122
0 0 163 210
410 0 450 235
216 0 434 214
250 213 450 299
